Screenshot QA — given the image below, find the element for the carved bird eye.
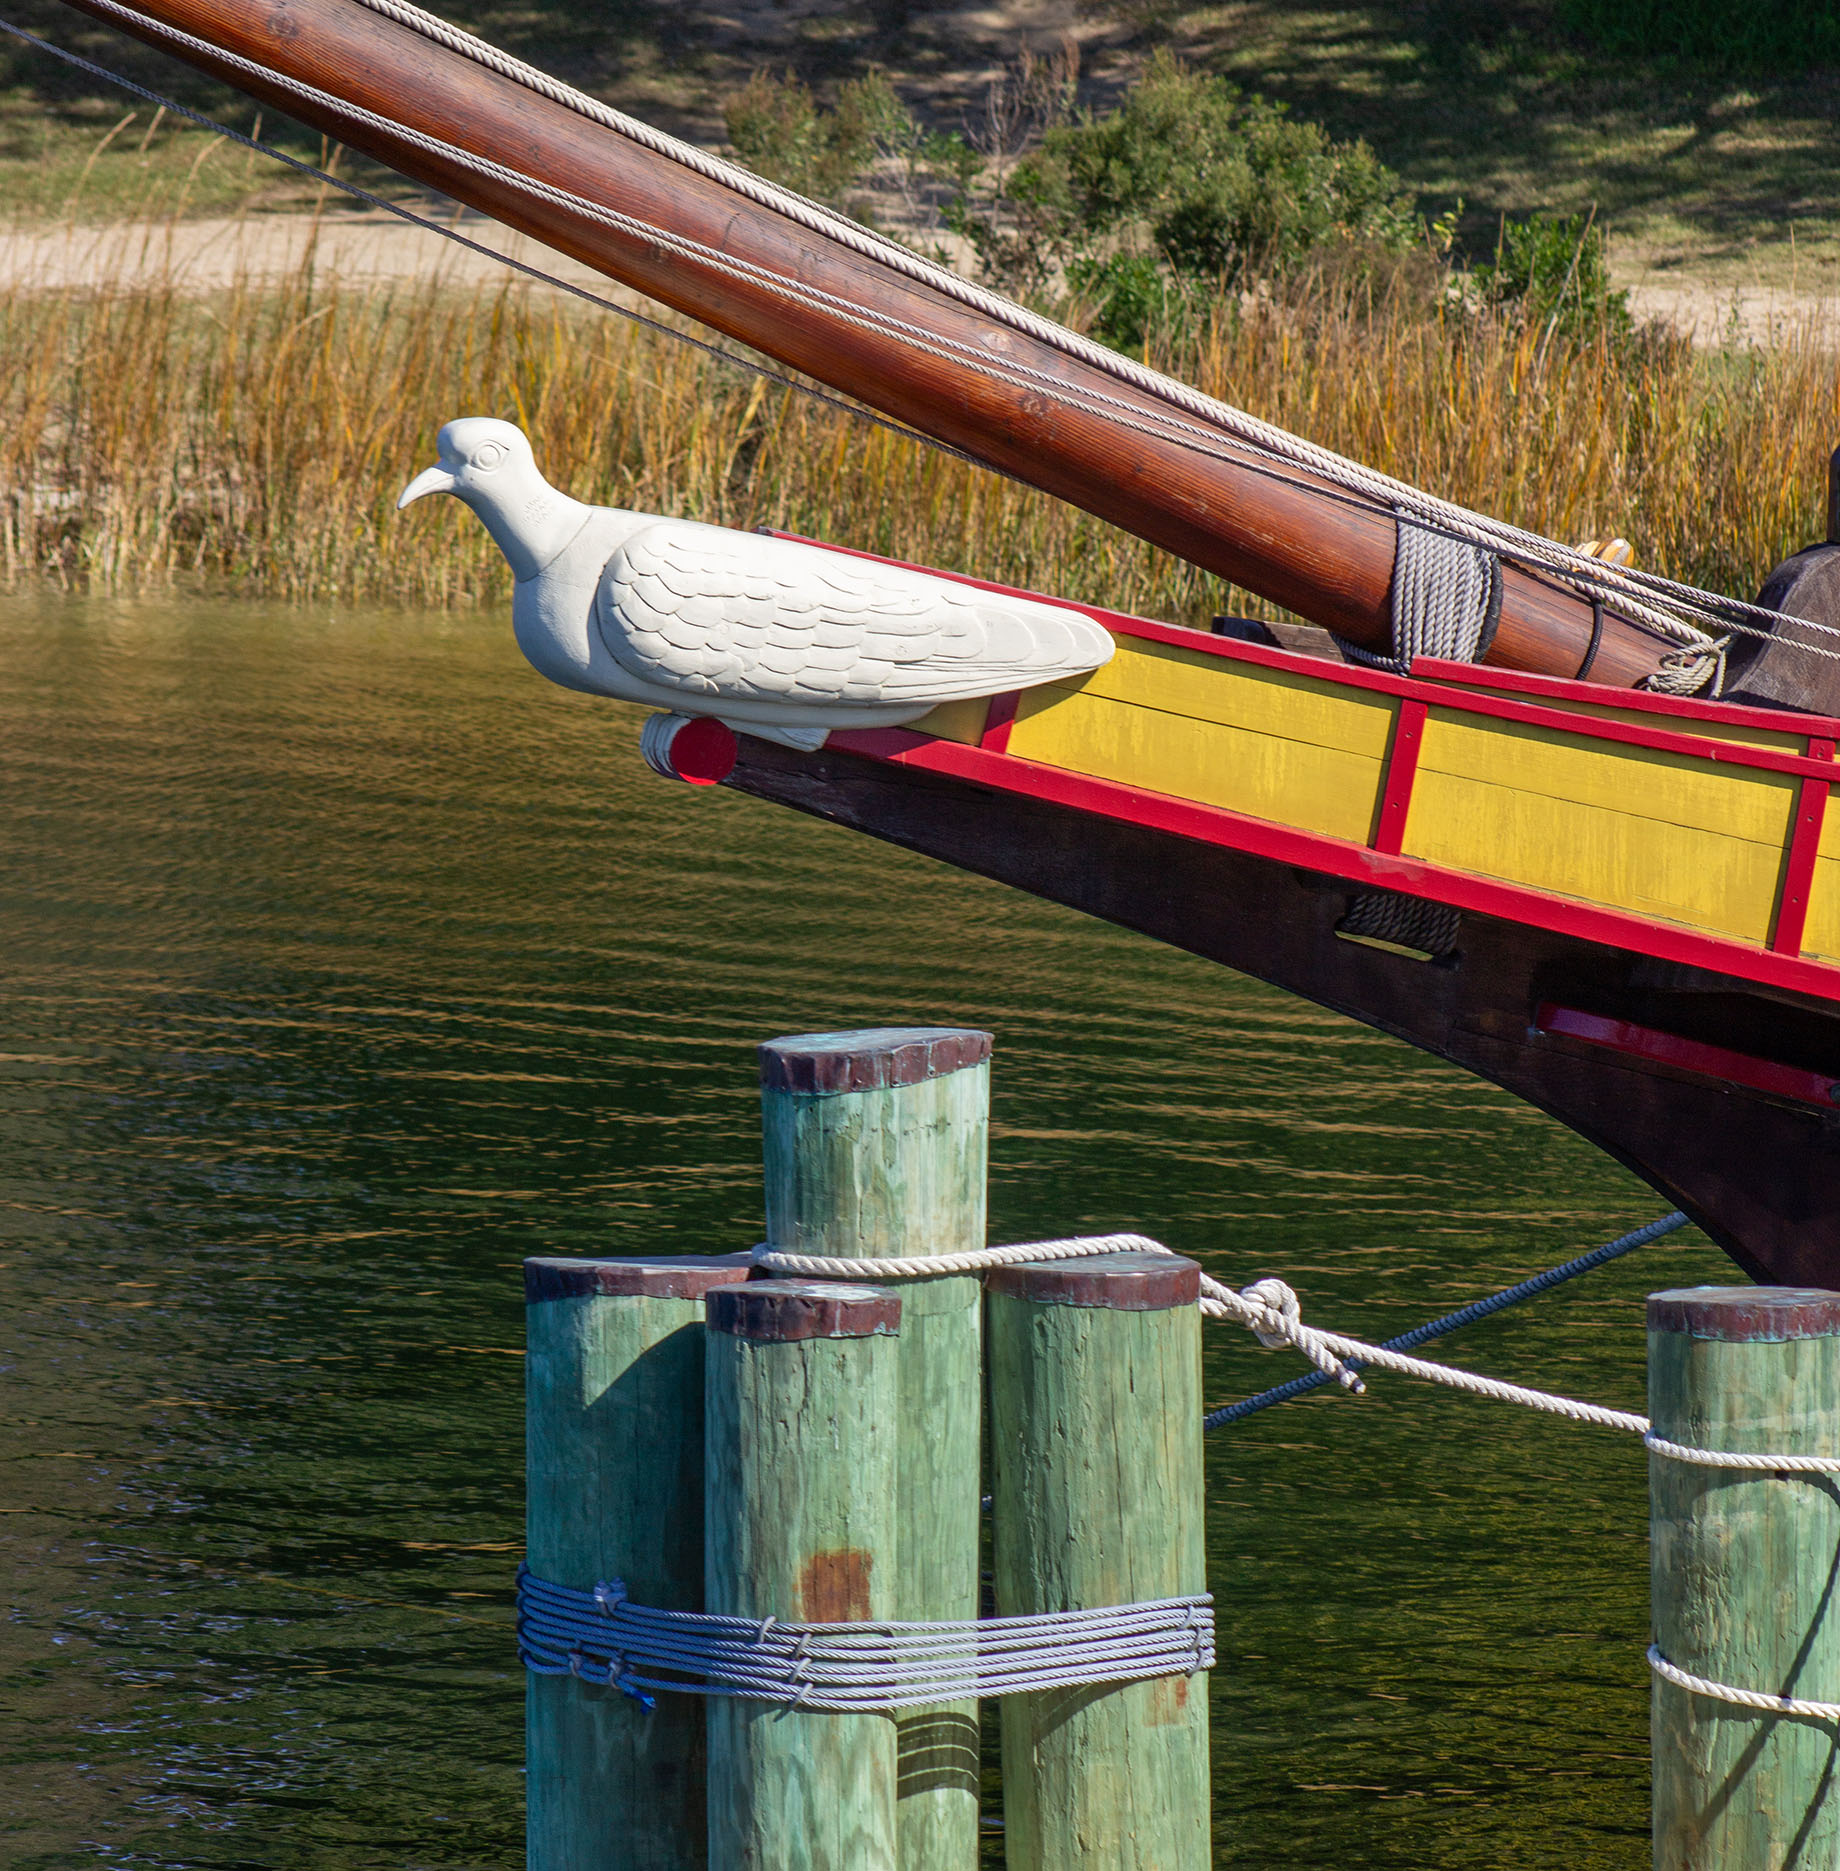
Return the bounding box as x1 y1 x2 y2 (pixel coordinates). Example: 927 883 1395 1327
473 441 509 473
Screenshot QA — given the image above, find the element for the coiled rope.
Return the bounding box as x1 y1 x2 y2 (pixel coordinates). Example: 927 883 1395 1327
517 1568 1214 1710
1343 514 1501 674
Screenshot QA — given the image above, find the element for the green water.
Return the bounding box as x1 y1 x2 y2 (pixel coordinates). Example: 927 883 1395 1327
0 591 1731 1868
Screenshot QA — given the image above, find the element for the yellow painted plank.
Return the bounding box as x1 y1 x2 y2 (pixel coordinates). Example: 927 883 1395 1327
1005 683 1387 843
907 696 990 745
1075 636 1398 757
1815 800 1840 867
1405 766 1792 941
1418 710 1797 847
1799 810 1840 960
987 635 1805 947
1802 856 1840 961
1410 702 1795 940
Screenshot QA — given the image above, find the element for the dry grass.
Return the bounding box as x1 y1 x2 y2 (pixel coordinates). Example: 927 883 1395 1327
1185 269 1840 620
1 225 1835 624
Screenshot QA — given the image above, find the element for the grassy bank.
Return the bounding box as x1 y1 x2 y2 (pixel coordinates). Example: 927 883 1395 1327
1 233 1834 620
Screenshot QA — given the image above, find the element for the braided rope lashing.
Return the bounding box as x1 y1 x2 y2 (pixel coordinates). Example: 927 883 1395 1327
1339 510 1502 673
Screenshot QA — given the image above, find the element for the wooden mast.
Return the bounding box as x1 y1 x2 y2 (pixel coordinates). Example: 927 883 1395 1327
60 0 1678 684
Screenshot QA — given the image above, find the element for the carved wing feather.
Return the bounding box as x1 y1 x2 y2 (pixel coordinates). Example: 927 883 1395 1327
599 521 1113 706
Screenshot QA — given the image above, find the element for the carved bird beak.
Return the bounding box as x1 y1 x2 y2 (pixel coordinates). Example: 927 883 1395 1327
397 463 457 509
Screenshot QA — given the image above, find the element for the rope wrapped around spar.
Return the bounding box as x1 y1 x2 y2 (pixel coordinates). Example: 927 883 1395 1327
517 1567 1214 1711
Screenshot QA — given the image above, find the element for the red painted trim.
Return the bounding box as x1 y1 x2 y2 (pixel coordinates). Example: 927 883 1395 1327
1772 737 1835 955
1407 683 1840 783
1414 656 1840 738
1373 699 1426 855
1535 1003 1840 1107
980 691 1021 754
824 728 1840 1001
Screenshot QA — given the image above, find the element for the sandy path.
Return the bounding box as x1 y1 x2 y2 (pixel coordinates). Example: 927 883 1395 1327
1620 277 1837 346
5 208 1834 347
0 209 625 297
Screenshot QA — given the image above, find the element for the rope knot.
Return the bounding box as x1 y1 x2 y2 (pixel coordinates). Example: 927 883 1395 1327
1236 1276 1366 1394
1240 1276 1302 1349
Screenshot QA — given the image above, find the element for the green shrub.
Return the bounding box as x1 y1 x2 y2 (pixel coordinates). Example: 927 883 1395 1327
1066 250 1174 351
1471 211 1632 339
722 57 1633 360
724 69 910 209
940 52 1420 341
1036 53 1418 281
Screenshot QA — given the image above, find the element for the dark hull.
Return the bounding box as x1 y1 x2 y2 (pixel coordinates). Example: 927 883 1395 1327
727 739 1840 1286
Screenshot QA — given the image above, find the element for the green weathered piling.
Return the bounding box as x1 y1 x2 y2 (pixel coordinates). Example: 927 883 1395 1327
1650 1285 1840 1868
704 1279 903 1871
524 1252 751 1871
759 1027 989 1868
987 1251 1211 1871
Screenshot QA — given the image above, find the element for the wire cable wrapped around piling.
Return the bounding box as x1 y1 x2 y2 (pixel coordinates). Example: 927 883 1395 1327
517 1567 1214 1710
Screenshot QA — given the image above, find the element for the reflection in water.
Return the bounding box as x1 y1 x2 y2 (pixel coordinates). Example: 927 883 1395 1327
0 592 1727 1867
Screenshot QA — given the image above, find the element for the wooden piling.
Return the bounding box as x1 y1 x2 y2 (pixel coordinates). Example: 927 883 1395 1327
986 1251 1211 1870
524 1252 751 1871
1828 443 1840 543
758 1027 989 1868
704 1279 903 1871
1649 1285 1840 1868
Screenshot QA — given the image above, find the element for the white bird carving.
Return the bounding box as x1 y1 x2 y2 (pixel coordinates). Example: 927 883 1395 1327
398 418 1114 750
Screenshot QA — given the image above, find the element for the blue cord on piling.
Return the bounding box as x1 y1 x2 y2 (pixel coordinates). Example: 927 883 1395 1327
1203 1210 1690 1431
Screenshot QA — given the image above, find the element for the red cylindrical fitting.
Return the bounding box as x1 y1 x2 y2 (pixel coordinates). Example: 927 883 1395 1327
639 711 739 786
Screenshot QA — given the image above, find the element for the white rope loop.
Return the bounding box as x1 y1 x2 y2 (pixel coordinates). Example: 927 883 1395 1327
1648 1646 1840 1724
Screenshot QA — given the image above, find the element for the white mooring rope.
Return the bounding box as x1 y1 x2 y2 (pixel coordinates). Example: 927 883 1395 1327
751 1233 1651 1432
763 1233 1840 1726
1642 1435 1840 1474
1642 1439 1840 1721
1648 1647 1840 1724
